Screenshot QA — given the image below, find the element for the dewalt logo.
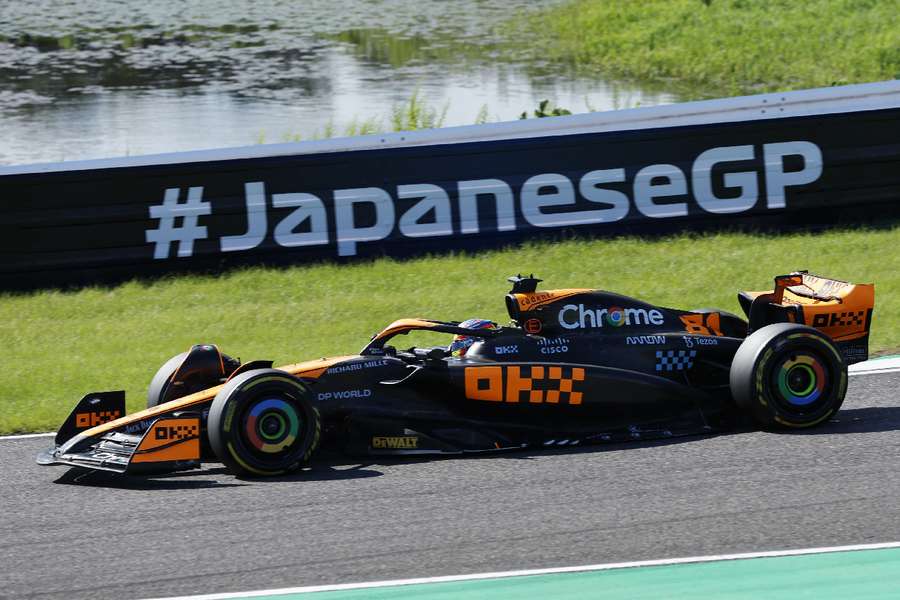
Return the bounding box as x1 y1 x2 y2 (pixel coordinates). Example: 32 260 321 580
372 436 419 449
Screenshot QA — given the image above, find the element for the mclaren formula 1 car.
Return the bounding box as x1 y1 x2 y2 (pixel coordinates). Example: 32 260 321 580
38 271 874 477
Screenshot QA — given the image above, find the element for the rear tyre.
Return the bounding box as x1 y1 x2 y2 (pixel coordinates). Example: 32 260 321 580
730 323 847 429
207 369 320 476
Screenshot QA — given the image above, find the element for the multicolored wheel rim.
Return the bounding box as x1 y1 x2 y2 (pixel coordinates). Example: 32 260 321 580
776 353 827 407
244 397 302 454
605 306 626 327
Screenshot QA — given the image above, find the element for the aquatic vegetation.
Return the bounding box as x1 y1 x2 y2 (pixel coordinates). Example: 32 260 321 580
390 89 448 131
507 0 900 97
519 99 572 119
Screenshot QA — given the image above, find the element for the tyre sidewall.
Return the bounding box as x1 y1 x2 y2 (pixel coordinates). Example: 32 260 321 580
731 324 847 429
208 369 320 476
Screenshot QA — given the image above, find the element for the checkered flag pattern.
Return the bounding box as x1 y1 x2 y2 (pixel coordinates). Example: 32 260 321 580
839 311 865 326
655 349 697 371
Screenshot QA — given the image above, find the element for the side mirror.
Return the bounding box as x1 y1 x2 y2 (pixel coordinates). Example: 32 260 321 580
426 347 447 361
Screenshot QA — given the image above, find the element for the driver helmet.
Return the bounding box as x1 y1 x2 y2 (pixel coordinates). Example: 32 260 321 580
449 318 498 357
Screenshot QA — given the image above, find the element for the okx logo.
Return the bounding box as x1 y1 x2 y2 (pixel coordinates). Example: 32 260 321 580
811 310 866 328
75 410 121 428
465 365 585 405
154 423 199 441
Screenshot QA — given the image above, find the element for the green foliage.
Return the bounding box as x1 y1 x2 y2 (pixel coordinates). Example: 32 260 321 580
266 94 582 145
474 104 490 125
519 99 573 119
508 0 900 97
343 116 383 137
331 28 433 68
2 226 898 434
57 34 75 50
270 91 456 143
390 89 448 131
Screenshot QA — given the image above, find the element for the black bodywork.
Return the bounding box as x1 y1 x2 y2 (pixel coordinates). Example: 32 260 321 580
44 272 866 475
311 277 748 456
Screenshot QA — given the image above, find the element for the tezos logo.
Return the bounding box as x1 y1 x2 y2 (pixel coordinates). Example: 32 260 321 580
559 304 664 330
683 336 718 348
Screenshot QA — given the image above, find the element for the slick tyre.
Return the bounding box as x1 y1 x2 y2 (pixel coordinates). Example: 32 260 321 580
730 323 847 429
207 369 320 477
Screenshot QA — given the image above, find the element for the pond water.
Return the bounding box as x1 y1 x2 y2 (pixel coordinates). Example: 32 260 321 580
0 0 676 166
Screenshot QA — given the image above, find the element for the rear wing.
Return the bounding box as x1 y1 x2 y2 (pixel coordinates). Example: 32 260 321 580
738 271 874 364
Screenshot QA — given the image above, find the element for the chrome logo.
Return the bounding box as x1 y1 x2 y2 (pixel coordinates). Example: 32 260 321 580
605 306 626 327
777 355 826 406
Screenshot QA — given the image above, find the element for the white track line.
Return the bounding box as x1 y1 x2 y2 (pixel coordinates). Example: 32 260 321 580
849 356 900 376
2 357 896 442
143 541 900 600
0 432 54 441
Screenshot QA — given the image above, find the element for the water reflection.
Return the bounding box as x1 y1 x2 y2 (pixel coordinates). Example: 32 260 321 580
330 28 460 69
0 0 677 166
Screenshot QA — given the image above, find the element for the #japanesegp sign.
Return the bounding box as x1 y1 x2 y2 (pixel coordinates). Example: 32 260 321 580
1 87 898 288
144 141 821 259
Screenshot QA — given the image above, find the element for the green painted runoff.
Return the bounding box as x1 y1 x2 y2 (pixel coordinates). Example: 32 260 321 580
244 547 900 599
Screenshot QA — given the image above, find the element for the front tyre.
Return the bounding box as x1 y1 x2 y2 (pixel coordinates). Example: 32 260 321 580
730 323 847 429
207 369 320 476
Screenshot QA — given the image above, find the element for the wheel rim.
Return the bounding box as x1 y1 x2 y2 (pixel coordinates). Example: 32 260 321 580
774 353 827 408
243 397 303 455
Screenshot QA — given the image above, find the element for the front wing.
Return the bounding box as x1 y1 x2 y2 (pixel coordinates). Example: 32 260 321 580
38 414 202 475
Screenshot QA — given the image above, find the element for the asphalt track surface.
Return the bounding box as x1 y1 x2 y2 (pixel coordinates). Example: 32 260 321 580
2 371 899 600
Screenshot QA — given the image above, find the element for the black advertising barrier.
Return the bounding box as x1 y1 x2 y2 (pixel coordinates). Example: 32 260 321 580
1 81 899 290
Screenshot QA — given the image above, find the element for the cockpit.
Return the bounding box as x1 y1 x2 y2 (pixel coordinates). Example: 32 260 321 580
360 318 502 363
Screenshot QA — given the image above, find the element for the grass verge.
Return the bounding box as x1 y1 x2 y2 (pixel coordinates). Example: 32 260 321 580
3 226 898 434
506 0 900 97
